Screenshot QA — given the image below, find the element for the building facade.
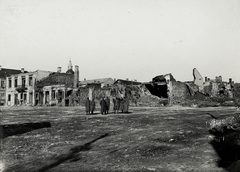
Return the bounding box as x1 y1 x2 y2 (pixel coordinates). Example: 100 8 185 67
5 70 52 106
0 66 28 105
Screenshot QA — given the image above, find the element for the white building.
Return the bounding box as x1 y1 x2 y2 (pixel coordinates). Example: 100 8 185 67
5 70 52 106
0 66 25 105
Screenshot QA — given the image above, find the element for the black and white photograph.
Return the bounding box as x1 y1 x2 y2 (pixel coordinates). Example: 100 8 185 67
0 0 240 171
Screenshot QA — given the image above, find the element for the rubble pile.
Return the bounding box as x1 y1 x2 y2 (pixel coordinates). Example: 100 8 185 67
137 95 168 107
78 84 165 107
71 81 240 107
113 84 167 107
209 115 240 132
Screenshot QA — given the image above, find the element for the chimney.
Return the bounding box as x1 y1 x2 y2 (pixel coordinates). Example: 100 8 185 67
21 68 24 73
229 78 232 83
205 77 207 82
84 78 86 81
57 67 61 73
74 65 79 88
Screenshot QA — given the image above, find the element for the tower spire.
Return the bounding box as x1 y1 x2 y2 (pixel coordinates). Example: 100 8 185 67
68 58 73 70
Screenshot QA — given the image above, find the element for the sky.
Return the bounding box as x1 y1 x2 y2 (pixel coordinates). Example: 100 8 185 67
0 0 240 82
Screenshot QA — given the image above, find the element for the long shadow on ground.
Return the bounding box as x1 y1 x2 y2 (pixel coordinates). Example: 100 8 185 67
0 122 51 139
5 133 109 172
36 133 109 172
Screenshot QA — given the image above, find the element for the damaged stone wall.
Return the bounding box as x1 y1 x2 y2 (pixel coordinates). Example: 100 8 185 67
79 87 90 106
203 82 213 96
193 68 203 91
66 89 80 106
203 81 233 98
169 81 191 105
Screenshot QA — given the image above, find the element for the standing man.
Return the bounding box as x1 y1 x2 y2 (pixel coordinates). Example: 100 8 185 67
119 98 124 113
90 98 95 115
113 97 117 114
116 97 120 114
123 97 130 113
106 96 110 114
85 97 90 115
100 97 107 115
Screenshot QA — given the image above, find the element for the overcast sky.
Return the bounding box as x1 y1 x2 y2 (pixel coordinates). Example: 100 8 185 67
0 0 240 82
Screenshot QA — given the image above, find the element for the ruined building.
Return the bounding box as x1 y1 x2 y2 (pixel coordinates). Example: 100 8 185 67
202 76 234 98
192 68 234 99
36 60 80 106
144 74 193 105
77 78 143 107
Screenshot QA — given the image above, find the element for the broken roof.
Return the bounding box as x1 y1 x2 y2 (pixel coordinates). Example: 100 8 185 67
152 73 176 82
36 72 74 88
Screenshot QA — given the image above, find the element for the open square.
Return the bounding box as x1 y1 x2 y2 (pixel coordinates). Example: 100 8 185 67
1 106 238 172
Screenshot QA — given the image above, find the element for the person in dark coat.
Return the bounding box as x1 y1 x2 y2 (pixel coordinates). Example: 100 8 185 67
85 97 90 115
90 99 95 115
119 98 124 113
116 97 120 113
100 97 107 115
113 97 117 114
123 97 129 113
105 96 110 114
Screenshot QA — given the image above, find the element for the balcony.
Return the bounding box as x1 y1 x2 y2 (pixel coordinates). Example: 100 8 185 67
16 85 27 93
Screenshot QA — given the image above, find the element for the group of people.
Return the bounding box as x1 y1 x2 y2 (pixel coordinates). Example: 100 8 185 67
85 97 96 115
85 96 130 115
100 97 110 115
112 97 129 114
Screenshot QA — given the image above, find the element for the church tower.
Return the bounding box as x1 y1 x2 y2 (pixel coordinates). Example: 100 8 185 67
68 59 73 70
66 59 74 74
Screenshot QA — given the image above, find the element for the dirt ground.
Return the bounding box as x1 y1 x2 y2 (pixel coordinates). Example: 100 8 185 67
1 106 239 172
